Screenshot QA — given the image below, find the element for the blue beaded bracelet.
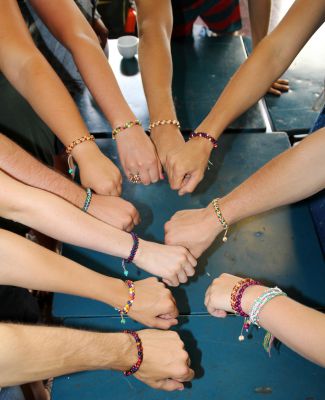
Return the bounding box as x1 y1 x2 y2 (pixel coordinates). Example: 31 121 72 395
122 232 139 277
82 188 92 212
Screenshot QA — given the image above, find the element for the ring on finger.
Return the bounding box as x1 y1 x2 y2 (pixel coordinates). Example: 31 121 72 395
129 173 141 184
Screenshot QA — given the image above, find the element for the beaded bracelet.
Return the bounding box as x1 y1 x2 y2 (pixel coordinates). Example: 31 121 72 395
230 278 260 317
66 135 95 155
112 119 142 139
122 232 139 277
116 280 135 324
211 198 229 242
82 188 92 212
148 119 181 132
123 330 143 376
189 132 218 148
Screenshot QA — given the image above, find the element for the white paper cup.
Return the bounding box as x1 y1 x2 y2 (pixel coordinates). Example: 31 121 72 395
117 35 139 59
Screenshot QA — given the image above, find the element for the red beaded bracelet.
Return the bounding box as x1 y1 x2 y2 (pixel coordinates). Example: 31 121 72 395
123 330 143 376
189 132 218 148
230 278 260 317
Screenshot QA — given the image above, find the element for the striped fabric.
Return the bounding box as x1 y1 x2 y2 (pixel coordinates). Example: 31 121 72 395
172 0 242 37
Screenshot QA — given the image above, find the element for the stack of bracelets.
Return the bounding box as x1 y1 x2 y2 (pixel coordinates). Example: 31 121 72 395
112 119 142 140
230 278 287 354
123 330 143 376
116 280 135 324
66 135 95 175
148 119 181 132
122 232 139 277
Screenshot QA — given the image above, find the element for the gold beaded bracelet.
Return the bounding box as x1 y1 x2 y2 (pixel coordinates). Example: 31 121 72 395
112 119 142 140
66 135 95 155
148 119 181 132
211 198 229 242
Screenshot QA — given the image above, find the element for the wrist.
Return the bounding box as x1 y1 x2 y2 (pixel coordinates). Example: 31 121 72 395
132 238 146 266
71 141 101 165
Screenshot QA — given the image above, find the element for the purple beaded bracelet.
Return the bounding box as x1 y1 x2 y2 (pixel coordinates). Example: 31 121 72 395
122 232 139 277
123 330 143 376
189 132 218 148
232 279 260 317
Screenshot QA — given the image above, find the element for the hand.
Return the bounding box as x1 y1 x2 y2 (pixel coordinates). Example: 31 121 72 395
150 125 185 176
267 78 289 96
204 273 266 318
92 17 109 49
165 204 220 258
165 138 212 195
128 277 178 329
135 330 194 391
88 194 140 231
134 240 197 287
116 125 163 185
77 147 122 196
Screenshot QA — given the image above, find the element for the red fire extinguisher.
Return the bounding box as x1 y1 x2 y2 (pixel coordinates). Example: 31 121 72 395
125 4 137 34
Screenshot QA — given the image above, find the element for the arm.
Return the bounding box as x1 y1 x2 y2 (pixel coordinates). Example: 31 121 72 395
29 0 162 185
135 0 185 169
166 0 325 194
205 273 325 367
0 133 139 231
0 1 121 195
248 0 289 95
165 127 325 257
0 170 197 286
0 324 193 390
0 229 177 329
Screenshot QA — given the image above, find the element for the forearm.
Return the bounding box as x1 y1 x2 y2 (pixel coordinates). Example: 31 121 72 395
137 0 176 120
0 134 85 207
0 171 133 258
247 0 271 48
220 129 325 224
196 0 325 138
0 229 126 309
0 324 132 386
242 286 325 367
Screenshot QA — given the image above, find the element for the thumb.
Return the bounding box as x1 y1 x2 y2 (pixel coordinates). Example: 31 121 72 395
178 173 202 196
158 379 184 392
154 317 178 330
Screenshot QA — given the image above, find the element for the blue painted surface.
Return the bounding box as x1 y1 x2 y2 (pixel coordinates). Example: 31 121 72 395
52 315 325 400
52 133 325 318
74 37 265 134
243 34 325 133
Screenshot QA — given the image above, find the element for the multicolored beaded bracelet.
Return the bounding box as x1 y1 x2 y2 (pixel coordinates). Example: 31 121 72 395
123 330 143 376
116 280 135 324
211 198 229 242
112 119 142 139
189 132 218 148
66 135 95 155
66 135 95 175
230 278 260 317
122 232 139 277
82 188 92 212
148 119 181 132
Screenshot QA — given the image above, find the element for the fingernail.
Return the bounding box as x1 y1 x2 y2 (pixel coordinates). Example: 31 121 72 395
178 387 184 391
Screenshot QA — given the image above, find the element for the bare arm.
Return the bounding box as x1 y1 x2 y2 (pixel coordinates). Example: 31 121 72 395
0 170 197 286
165 128 325 257
135 0 185 174
198 0 325 138
205 273 325 367
0 1 122 195
0 324 193 391
29 0 162 185
247 0 271 49
0 229 178 329
0 133 139 230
